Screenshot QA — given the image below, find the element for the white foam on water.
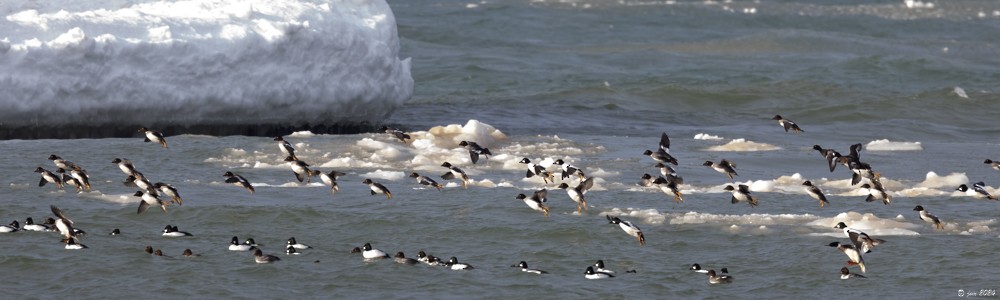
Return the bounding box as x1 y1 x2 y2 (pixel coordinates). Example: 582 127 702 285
866 139 923 151
705 138 780 152
916 171 967 188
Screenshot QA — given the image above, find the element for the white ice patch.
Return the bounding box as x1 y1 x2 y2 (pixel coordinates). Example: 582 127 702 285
705 139 780 152
865 139 923 151
289 131 315 137
670 211 816 226
807 212 921 236
602 208 667 225
693 133 723 140
359 170 406 181
425 120 507 148
0 0 412 128
915 171 967 189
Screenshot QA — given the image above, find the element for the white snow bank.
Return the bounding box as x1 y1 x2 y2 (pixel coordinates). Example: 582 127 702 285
0 0 412 128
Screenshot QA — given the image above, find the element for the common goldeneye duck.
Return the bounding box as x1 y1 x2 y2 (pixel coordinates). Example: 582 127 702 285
48 154 77 171
153 249 167 257
109 228 121 235
812 145 841 172
134 190 168 214
65 238 87 250
319 170 346 196
720 267 729 274
556 176 594 213
512 261 547 274
56 169 83 193
585 266 613 279
704 159 738 181
651 175 684 203
833 222 885 254
985 159 1000 172
642 149 678 166
253 249 281 264
458 141 491 164
553 159 586 180
284 157 320 183
0 220 19 233
138 127 169 148
417 251 445 266
153 182 183 206
593 260 615 274
445 257 473 270
849 161 875 186
956 182 998 200
380 126 411 143
287 237 311 249
351 247 362 254
519 158 554 184
840 267 866 279
913 205 944 229
145 246 154 254
34 167 63 189
362 179 392 200
162 225 192 237
111 158 138 176
50 205 78 242
409 172 444 191
286 245 301 255
515 190 550 217
707 270 733 284
802 181 829 208
22 217 50 232
860 179 891 205
723 184 758 208
273 136 298 161
638 174 655 187
244 238 261 247
772 114 803 133
183 249 199 257
640 132 678 166
394 252 418 265
827 242 866 273
228 236 255 251
68 166 92 192
606 215 645 246
361 243 389 259
689 263 709 274
223 171 255 194
654 163 682 183
440 162 472 189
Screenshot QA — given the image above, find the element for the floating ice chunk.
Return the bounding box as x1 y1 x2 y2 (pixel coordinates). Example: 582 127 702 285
359 170 405 181
916 171 967 189
694 133 723 140
705 139 780 152
0 0 413 133
426 120 507 148
289 131 315 137
866 139 922 151
808 211 921 236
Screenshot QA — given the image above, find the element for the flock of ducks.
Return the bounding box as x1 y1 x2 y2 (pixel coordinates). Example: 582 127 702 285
6 118 998 283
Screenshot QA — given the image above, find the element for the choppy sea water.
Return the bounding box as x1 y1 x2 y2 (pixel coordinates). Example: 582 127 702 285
4 0 1000 298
